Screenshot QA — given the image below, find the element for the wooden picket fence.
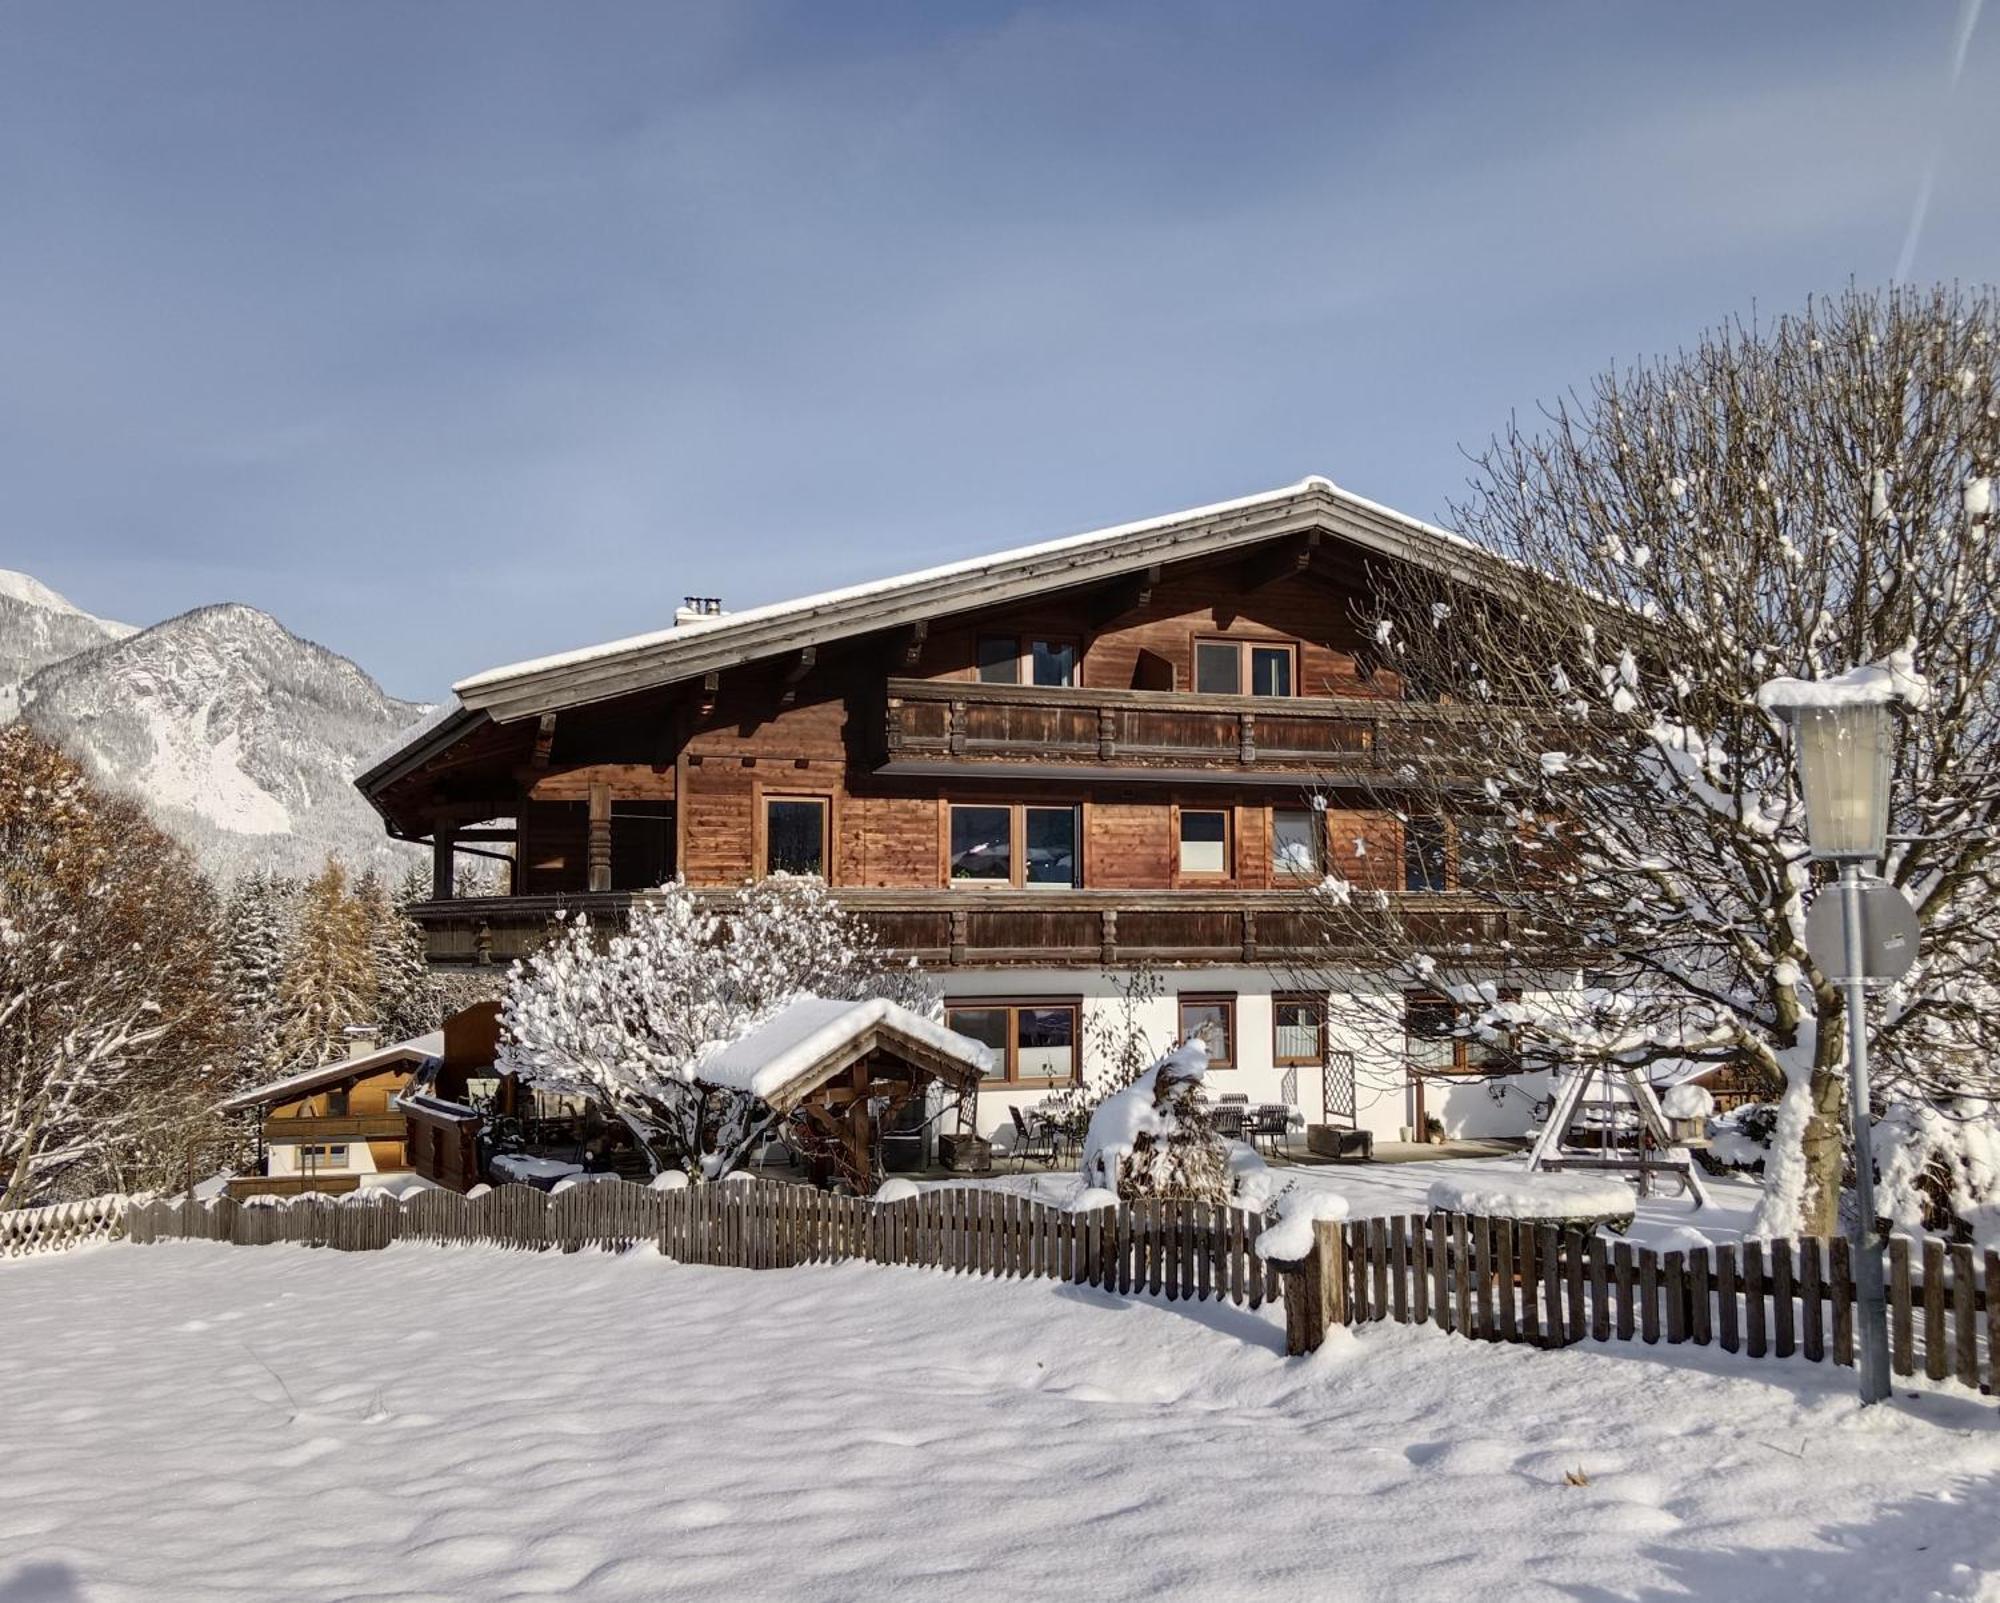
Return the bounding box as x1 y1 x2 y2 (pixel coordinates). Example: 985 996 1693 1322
120 1179 1283 1308
1274 1212 1998 1394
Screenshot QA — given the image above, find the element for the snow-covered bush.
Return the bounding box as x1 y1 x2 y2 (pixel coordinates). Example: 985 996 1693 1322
498 874 936 1182
1877 1098 2000 1245
1080 1039 1265 1207
1707 1103 1778 1174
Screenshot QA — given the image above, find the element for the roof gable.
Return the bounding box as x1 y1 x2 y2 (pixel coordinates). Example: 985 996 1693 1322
360 475 1505 793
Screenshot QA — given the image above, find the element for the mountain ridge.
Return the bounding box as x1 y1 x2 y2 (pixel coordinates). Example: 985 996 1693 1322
6 576 432 881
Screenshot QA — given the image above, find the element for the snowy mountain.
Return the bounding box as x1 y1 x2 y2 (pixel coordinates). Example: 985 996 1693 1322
0 569 138 722
14 597 431 881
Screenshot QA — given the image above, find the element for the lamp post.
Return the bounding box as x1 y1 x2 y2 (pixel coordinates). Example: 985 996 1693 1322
1765 694 1897 1405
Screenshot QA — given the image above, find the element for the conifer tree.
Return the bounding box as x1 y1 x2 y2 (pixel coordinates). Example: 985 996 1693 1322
270 859 377 1071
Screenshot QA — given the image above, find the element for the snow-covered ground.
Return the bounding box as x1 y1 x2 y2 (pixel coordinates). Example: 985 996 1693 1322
953 1155 1765 1252
3 1242 1996 1601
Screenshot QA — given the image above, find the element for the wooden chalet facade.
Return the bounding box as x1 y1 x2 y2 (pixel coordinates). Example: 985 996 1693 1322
358 478 1550 1146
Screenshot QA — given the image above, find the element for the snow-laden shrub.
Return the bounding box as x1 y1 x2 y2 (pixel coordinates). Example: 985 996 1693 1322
873 1177 919 1204
1079 1040 1265 1207
1707 1103 1777 1173
1876 1097 2000 1245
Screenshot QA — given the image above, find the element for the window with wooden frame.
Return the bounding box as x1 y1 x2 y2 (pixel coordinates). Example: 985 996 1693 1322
1270 807 1324 882
1402 813 1449 892
763 795 830 878
943 999 1081 1085
1272 994 1326 1067
1192 637 1296 698
947 803 1079 887
1176 807 1232 879
1178 994 1236 1068
611 800 676 890
299 1144 351 1170
976 634 1079 687
1404 991 1519 1076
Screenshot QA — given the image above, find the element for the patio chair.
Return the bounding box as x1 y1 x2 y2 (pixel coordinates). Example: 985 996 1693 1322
1008 1106 1059 1171
1250 1104 1291 1159
1212 1103 1248 1141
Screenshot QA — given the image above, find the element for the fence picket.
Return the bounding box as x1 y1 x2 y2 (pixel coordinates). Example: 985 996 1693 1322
1540 1226 1565 1348
1924 1239 1948 1383
1891 1238 1915 1377
1639 1247 1662 1346
1770 1240 1795 1359
1494 1220 1517 1342
1952 1244 1978 1389
1798 1239 1824 1363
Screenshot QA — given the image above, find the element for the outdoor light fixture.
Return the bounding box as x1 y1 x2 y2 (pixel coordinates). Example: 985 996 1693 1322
1787 701 1894 861
1758 655 1927 1409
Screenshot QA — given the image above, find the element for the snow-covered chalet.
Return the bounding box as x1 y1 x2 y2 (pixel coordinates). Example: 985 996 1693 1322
357 478 1554 1150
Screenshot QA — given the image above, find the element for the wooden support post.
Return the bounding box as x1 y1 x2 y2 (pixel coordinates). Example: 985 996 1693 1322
587 783 612 893
432 828 457 900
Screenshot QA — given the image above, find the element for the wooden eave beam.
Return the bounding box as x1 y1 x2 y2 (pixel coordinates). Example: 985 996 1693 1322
1241 529 1322 590
900 620 929 669
777 645 817 708
530 712 558 770
1088 563 1162 628
696 670 720 720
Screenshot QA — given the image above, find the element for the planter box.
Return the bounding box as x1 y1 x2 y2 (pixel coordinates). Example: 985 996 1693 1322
1307 1125 1374 1161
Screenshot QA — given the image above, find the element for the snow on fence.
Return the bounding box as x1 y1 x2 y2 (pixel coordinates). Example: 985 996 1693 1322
119 1180 1284 1308
1271 1213 1997 1395
0 1194 127 1258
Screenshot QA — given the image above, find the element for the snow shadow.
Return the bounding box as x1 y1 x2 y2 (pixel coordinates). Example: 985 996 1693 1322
1046 1280 1288 1352
1556 1473 2000 1601
0 1563 84 1603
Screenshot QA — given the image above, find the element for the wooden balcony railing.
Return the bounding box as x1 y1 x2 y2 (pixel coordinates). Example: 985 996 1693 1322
408 889 1517 970
879 677 1471 779
260 1113 410 1144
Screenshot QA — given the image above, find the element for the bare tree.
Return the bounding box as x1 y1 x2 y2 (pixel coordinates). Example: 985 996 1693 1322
0 727 230 1207
1300 284 1999 1237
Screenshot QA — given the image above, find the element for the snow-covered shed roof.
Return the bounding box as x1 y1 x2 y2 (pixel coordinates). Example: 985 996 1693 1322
359 476 1505 790
217 1031 446 1113
696 997 990 1113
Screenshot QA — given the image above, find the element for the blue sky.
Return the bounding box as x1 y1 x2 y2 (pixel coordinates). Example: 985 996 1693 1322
2 1 1992 701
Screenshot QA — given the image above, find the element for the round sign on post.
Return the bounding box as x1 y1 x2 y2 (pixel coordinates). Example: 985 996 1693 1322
1804 880 1920 985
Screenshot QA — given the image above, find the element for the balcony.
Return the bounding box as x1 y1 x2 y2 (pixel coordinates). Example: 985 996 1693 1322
879 677 1466 784
260 1113 410 1144
409 888 1517 970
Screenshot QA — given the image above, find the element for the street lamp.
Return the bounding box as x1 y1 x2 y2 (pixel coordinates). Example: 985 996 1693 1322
1758 673 1914 1408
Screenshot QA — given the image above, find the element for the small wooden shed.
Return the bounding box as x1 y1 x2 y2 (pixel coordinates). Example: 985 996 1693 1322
697 998 990 1190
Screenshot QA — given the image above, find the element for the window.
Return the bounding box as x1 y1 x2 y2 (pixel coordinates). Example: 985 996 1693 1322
299 1144 350 1170
765 796 828 877
1405 993 1518 1075
1271 809 1323 881
950 804 1079 887
322 1088 349 1117
1194 639 1241 695
949 805 1013 883
1250 645 1293 698
1023 806 1078 886
1178 995 1236 1068
944 1000 1080 1085
1194 638 1297 698
612 800 675 889
1178 809 1230 877
1273 996 1326 1067
1029 638 1077 688
1403 814 1449 892
979 634 1077 687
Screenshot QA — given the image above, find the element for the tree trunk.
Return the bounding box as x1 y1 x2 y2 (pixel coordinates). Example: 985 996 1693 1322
1798 1007 1851 1238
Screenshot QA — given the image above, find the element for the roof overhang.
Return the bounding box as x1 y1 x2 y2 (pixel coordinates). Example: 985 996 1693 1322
356 476 1523 805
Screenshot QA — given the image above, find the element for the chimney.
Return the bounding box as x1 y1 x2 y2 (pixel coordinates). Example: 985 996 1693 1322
674 595 727 627
343 1024 381 1060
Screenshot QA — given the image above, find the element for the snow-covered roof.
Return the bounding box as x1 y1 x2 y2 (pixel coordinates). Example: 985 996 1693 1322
696 996 990 1111
217 1031 446 1113
396 477 1492 736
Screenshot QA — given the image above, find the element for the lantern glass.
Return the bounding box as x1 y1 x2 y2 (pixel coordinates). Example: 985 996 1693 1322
1791 702 1892 860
